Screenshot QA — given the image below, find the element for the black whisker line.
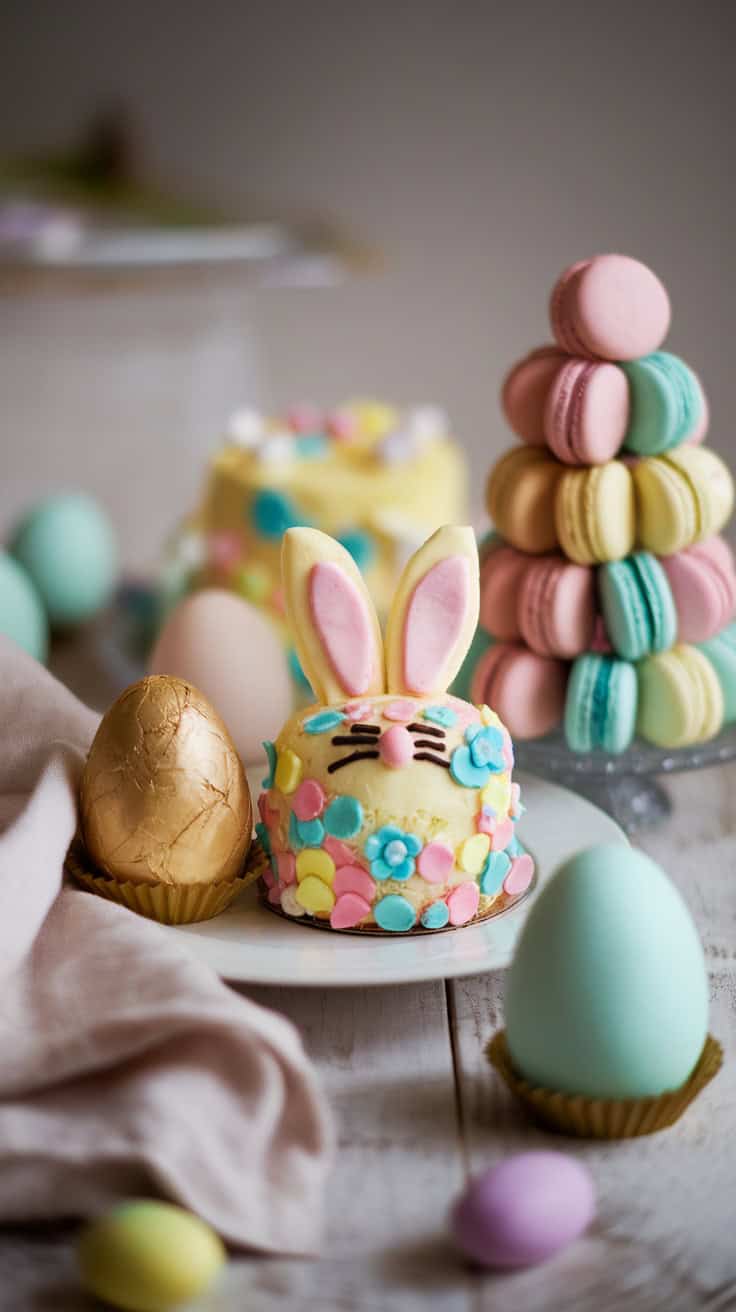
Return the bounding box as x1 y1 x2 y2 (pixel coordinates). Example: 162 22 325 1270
413 739 449 751
407 722 445 738
413 752 451 769
328 750 380 774
331 735 379 746
349 723 380 735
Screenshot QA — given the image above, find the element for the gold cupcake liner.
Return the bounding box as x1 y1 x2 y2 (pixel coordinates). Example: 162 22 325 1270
487 1029 723 1139
65 837 268 926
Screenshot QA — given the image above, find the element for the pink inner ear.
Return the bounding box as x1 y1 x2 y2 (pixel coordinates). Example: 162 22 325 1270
309 562 375 695
403 555 469 693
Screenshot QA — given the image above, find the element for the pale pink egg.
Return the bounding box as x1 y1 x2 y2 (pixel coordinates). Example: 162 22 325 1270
148 588 292 766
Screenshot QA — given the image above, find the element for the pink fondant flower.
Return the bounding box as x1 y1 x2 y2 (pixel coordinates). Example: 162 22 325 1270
344 701 373 722
292 778 326 822
444 695 480 730
208 531 242 572
383 699 417 723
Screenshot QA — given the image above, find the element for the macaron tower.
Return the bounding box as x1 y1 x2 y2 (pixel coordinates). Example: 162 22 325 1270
459 254 736 753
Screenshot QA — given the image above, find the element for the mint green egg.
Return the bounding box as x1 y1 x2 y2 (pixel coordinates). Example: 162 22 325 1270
505 844 708 1099
11 493 117 626
0 551 49 662
77 1200 225 1312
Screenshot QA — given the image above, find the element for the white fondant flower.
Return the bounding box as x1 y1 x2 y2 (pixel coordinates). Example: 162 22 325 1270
225 406 265 447
407 404 448 442
280 884 305 917
258 431 295 464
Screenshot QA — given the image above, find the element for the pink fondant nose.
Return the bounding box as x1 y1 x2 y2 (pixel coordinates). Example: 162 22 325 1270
379 724 414 768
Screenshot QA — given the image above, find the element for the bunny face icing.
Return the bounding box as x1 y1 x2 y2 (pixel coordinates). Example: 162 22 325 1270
257 525 534 932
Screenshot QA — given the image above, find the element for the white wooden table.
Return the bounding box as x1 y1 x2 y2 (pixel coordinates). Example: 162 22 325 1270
2 641 735 1310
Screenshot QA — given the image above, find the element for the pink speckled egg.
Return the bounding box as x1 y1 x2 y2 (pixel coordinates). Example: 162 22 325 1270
450 1152 595 1268
148 589 291 765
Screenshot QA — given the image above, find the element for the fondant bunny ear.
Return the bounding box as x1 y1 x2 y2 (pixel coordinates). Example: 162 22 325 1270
282 527 385 704
384 526 480 696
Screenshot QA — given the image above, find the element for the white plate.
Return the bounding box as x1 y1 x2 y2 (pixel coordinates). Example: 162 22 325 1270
165 773 627 987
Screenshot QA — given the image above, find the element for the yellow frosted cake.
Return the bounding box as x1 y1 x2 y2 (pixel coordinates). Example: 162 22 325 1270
160 400 467 689
256 525 534 933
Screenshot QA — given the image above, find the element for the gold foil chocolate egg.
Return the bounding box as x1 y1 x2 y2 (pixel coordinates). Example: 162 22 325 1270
80 675 252 886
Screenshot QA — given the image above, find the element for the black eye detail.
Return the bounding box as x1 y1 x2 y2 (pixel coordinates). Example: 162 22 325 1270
328 749 379 774
412 751 451 769
406 725 450 769
407 722 445 738
328 726 381 773
330 726 380 746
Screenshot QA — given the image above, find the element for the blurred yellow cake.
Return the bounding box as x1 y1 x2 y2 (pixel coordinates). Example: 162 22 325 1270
161 400 467 689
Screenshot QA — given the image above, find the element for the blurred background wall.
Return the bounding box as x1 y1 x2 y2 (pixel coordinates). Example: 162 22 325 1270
1 0 734 566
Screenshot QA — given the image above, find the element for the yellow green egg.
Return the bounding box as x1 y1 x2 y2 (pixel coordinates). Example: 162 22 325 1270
77 1200 226 1312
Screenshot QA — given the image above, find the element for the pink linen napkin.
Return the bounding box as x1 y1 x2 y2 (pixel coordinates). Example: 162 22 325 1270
0 636 333 1254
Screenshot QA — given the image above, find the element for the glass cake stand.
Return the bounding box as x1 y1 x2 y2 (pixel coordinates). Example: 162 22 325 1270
515 726 736 834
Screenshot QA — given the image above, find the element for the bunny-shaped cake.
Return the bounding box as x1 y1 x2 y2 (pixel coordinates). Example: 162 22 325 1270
256 525 533 932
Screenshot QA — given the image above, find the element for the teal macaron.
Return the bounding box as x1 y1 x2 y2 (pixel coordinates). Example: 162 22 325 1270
564 653 637 754
698 623 736 723
622 352 706 456
598 552 677 660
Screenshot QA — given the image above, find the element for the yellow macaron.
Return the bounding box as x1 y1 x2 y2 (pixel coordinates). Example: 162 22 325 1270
554 461 635 565
637 643 724 748
633 446 734 555
486 446 563 554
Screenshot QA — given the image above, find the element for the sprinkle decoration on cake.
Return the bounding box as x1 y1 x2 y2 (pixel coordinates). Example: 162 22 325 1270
161 400 467 691
256 524 533 933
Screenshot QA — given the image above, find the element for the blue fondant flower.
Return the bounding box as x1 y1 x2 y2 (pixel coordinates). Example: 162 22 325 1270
480 851 511 896
364 825 422 881
262 740 277 789
324 795 363 839
295 433 328 459
255 821 271 855
422 704 457 728
375 893 416 932
251 489 301 540
450 723 506 789
421 900 450 929
295 816 325 847
303 708 345 734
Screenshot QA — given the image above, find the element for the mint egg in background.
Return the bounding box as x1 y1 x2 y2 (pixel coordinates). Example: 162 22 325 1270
11 493 118 627
505 844 708 1100
0 550 49 662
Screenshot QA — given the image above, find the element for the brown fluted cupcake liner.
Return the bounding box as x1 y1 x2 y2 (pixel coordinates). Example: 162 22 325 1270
65 837 268 925
487 1029 723 1139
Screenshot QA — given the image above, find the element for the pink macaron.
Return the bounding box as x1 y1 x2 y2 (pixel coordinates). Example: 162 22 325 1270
544 359 630 465
549 255 671 361
501 346 567 443
661 536 736 643
479 542 530 639
517 555 596 658
471 643 568 739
